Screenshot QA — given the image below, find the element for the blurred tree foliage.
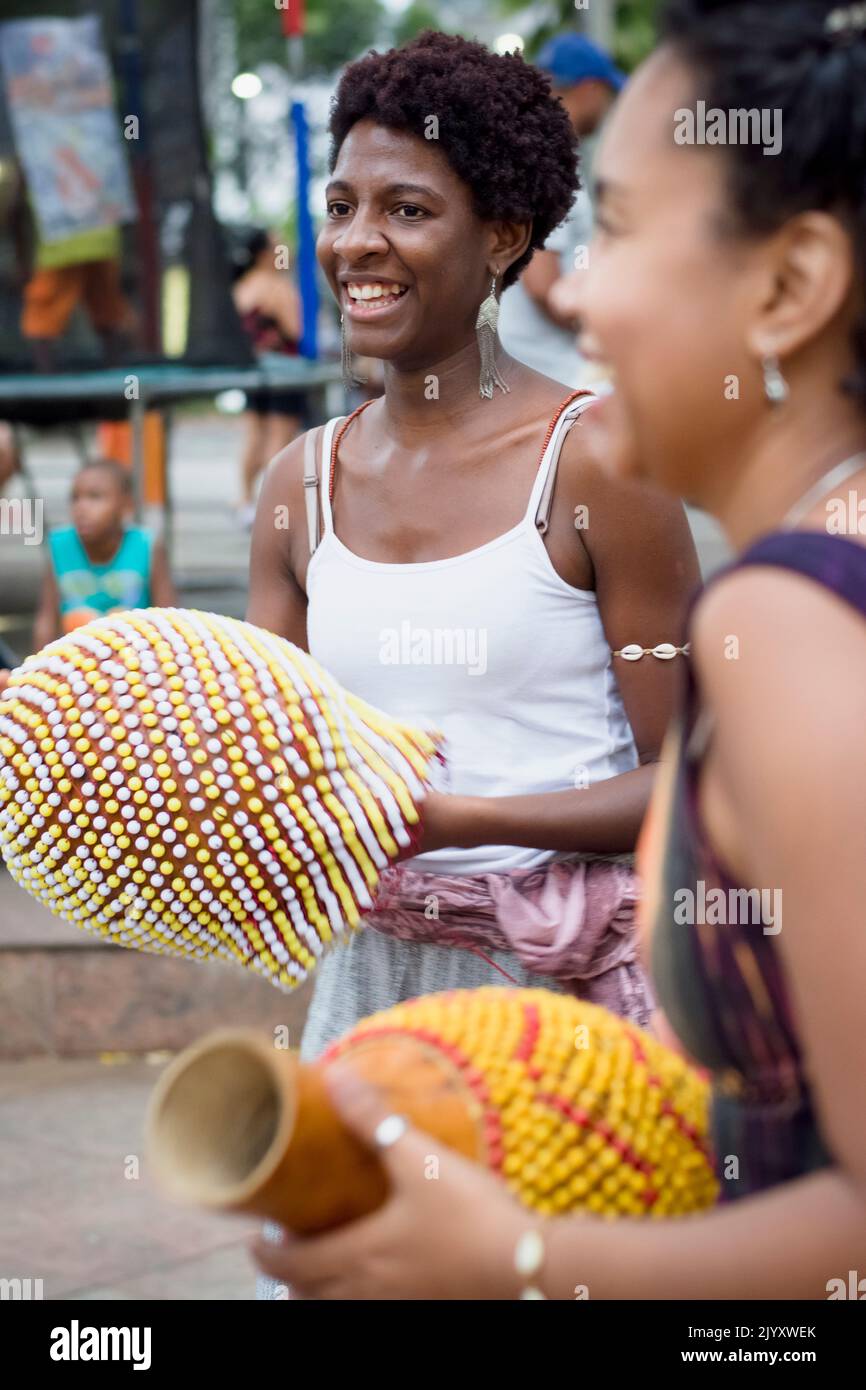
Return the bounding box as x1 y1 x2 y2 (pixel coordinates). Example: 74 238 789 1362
503 0 660 70
234 0 659 77
393 2 445 48
234 0 385 76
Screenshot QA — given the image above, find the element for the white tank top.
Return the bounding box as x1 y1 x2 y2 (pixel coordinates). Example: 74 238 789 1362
306 395 638 875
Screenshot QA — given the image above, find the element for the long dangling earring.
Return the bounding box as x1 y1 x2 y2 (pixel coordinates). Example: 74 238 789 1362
762 354 789 406
341 314 367 390
475 271 510 400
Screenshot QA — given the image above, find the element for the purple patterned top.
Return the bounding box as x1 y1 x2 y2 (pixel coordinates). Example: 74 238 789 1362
646 531 866 1199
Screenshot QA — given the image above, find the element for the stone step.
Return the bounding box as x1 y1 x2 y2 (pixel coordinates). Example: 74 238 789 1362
0 870 312 1059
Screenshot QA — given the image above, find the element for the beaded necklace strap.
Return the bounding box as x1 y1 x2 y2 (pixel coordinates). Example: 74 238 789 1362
531 388 594 481
328 398 377 504
327 387 593 508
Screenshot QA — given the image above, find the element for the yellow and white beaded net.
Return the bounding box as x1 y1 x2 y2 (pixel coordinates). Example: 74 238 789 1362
0 609 443 989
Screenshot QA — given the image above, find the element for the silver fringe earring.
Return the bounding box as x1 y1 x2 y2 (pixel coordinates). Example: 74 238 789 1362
341 314 367 390
762 354 789 406
475 272 510 399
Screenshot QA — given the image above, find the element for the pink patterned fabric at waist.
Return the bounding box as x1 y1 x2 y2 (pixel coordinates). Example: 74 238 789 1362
364 855 653 1026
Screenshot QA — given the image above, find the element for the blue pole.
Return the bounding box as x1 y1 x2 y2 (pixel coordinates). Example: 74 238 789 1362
291 100 318 360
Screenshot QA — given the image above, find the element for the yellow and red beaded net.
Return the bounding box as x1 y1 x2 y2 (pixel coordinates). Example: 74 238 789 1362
0 609 443 990
325 987 719 1217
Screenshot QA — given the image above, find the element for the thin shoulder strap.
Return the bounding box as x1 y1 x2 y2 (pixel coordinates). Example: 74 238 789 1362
303 425 323 557
304 417 344 557
531 390 597 534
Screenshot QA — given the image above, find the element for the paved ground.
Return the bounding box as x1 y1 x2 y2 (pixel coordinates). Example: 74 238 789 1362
0 1054 261 1299
0 410 730 1301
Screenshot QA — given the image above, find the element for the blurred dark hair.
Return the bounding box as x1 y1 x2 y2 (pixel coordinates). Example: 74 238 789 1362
327 30 579 289
77 457 133 497
660 0 866 411
227 226 271 283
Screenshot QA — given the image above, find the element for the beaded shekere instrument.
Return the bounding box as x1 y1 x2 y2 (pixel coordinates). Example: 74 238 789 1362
147 988 719 1233
0 609 443 988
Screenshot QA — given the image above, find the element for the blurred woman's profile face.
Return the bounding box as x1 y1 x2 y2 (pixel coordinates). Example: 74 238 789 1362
574 47 773 507
317 118 502 371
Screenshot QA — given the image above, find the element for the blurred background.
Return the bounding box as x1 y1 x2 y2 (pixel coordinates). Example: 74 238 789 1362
0 0 729 1302
0 0 662 643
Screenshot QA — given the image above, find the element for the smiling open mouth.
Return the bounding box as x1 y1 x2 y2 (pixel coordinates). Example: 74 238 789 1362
343 282 409 317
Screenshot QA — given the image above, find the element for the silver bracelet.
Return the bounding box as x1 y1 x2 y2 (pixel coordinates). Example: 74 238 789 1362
513 1228 548 1300
611 642 691 662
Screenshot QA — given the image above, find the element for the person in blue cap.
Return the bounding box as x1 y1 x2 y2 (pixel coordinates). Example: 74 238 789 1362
497 33 625 387
538 32 626 135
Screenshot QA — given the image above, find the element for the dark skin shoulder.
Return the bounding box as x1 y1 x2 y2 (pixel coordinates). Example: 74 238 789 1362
246 430 313 647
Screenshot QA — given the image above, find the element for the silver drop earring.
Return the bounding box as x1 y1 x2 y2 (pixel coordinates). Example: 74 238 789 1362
762 354 789 406
341 313 367 390
475 272 510 400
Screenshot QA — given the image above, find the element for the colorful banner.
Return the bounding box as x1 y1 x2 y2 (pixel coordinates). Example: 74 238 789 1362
0 14 135 246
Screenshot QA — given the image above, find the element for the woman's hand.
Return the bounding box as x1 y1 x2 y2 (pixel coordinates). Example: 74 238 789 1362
250 1064 527 1300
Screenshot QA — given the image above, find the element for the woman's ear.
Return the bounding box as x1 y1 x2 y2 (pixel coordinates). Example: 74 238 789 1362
488 219 534 278
745 210 857 362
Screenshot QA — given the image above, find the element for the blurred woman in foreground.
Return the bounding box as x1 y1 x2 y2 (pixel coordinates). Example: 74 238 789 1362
254 0 866 1298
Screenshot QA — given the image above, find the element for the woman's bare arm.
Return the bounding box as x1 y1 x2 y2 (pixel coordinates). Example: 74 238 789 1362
148 539 177 607
33 564 61 651
270 278 303 343
421 415 701 854
245 430 315 647
543 565 866 1296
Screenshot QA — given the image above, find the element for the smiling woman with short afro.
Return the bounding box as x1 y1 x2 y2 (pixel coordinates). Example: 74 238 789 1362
327 29 580 289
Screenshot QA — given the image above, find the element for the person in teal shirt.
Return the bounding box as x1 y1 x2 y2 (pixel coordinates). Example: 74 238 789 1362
34 457 175 648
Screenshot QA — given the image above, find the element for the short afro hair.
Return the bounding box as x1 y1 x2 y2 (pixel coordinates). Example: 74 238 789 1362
327 30 580 289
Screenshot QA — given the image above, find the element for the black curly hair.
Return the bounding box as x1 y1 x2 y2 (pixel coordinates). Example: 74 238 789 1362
659 0 866 412
327 30 580 290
